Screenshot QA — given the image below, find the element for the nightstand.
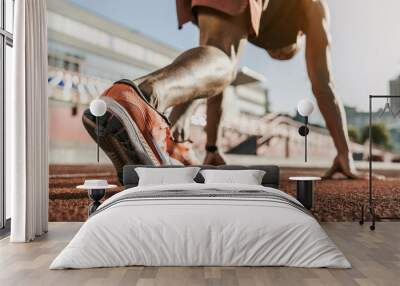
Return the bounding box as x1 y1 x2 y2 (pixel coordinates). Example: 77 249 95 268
289 177 321 210
77 180 117 216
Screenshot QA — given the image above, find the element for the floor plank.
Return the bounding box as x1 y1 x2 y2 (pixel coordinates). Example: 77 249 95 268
0 222 399 286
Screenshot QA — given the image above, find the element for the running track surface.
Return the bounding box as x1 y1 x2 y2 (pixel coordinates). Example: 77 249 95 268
49 164 400 222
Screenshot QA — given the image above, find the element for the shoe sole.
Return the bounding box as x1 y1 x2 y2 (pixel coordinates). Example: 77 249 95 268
82 97 166 182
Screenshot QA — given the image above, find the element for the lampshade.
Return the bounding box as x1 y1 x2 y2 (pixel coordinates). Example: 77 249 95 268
297 99 314 117
90 99 107 117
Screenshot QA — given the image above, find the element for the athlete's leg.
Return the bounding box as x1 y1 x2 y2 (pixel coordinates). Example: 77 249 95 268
134 7 248 158
134 7 248 114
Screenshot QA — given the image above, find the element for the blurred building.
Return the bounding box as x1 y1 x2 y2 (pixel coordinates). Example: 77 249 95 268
390 75 400 95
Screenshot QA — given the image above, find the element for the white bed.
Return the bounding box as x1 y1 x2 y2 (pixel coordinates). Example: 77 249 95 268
50 183 351 269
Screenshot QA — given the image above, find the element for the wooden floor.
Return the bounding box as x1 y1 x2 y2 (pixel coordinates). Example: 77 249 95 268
0 222 399 286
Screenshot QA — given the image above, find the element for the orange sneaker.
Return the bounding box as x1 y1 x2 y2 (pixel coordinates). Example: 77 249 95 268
82 79 197 182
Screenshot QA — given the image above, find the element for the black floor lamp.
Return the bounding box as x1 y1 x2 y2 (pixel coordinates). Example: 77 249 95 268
359 95 400 230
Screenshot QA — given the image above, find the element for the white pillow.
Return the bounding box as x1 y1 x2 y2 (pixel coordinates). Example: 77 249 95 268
200 169 266 185
135 167 200 186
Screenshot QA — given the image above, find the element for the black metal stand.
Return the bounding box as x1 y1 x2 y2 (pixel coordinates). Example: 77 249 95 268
359 95 400 230
96 117 100 163
88 188 106 216
305 116 308 162
296 181 314 210
298 116 309 162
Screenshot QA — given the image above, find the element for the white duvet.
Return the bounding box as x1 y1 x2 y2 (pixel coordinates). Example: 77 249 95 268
50 183 351 269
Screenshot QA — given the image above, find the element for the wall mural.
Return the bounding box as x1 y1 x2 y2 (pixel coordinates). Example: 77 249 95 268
48 0 400 223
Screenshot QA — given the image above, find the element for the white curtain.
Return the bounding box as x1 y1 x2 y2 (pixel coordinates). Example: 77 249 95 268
8 0 49 242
